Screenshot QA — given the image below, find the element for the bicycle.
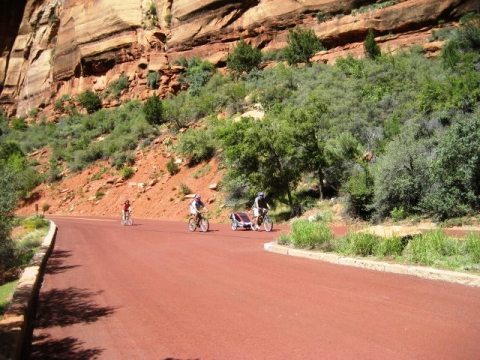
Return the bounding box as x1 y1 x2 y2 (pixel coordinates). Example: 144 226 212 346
252 208 273 232
188 211 209 232
121 210 133 226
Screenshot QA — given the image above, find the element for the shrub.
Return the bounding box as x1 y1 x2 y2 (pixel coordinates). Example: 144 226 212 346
466 233 480 262
390 207 407 221
105 74 129 99
120 166 135 180
181 58 216 96
374 236 405 257
404 231 459 265
278 233 291 245
227 39 262 78
316 11 327 23
147 71 160 89
166 158 179 175
179 183 192 195
284 28 323 65
420 114 480 220
290 220 333 249
42 203 51 214
339 232 379 256
143 94 163 125
364 29 381 59
344 166 374 219
11 118 28 131
77 90 102 114
175 129 216 165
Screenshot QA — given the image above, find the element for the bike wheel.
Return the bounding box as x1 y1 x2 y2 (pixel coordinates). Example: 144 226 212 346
263 216 273 232
127 217 133 226
199 218 209 232
188 218 197 231
231 221 238 231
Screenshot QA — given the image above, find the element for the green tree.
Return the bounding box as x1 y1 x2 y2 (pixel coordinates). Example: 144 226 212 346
227 39 262 78
364 29 381 60
217 117 302 210
421 112 480 219
143 94 163 125
77 90 102 114
284 28 323 66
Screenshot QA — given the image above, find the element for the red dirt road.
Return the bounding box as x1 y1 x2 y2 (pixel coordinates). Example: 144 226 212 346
29 217 480 359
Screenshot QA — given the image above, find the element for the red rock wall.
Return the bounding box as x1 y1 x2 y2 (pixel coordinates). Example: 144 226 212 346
0 0 478 117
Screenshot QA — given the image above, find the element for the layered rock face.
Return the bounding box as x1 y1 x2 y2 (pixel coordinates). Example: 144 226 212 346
0 0 478 116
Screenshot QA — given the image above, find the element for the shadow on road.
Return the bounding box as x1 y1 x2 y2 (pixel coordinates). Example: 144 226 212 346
35 287 115 328
45 249 79 275
30 334 104 359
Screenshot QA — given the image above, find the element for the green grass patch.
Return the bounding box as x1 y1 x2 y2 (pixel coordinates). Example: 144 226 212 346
290 220 333 249
0 280 18 316
21 216 49 230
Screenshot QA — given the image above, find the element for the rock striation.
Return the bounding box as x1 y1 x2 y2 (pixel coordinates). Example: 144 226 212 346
0 0 478 116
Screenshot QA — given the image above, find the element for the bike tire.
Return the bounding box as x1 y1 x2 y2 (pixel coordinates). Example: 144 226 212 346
199 218 209 232
263 216 273 232
188 218 197 232
231 221 238 231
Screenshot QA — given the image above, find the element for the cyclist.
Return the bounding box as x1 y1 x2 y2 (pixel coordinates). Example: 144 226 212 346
122 200 131 222
190 194 207 224
253 192 270 225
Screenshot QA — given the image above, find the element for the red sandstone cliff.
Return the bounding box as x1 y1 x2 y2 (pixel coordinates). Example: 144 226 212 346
1 0 479 117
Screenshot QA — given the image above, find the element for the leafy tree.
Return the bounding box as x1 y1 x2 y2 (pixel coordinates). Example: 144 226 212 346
421 112 480 219
143 94 163 125
0 167 18 283
227 39 262 78
284 28 323 66
364 29 381 60
77 90 102 114
217 117 302 210
373 127 432 219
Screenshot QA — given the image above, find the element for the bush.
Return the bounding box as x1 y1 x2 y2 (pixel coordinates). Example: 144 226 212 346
179 183 192 195
227 39 262 78
105 74 129 99
77 90 102 113
278 233 291 245
344 166 374 219
466 233 480 262
181 58 216 96
284 28 323 65
42 203 51 214
11 118 27 131
316 11 327 23
374 236 405 257
364 29 381 59
120 166 135 179
290 220 333 249
175 128 216 165
338 232 379 256
404 231 459 265
147 71 160 89
143 94 163 125
166 158 179 175
420 113 480 220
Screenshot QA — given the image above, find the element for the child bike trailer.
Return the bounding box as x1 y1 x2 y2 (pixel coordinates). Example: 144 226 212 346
230 212 253 231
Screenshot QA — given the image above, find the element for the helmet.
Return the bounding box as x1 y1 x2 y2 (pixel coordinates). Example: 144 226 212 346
258 192 265 198
194 194 201 200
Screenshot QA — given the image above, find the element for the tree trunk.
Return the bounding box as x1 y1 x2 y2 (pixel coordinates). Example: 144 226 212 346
318 167 325 200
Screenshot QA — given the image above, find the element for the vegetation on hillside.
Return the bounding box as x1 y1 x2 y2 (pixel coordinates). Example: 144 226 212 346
0 16 479 233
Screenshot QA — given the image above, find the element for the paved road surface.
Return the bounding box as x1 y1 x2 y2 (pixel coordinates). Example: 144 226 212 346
28 217 480 359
